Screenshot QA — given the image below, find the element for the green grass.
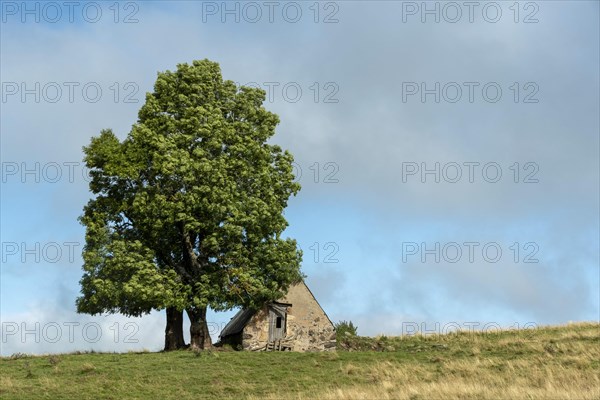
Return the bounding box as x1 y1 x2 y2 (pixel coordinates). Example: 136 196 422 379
1 322 598 399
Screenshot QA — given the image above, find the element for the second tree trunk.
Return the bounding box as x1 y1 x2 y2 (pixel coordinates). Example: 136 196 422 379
186 307 212 349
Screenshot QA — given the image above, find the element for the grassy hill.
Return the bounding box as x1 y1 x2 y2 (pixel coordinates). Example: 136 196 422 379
1 322 598 399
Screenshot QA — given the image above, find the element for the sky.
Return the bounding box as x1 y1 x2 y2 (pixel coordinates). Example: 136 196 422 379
1 0 598 355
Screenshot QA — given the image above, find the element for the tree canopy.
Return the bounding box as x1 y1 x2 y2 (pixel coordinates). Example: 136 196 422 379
77 59 303 349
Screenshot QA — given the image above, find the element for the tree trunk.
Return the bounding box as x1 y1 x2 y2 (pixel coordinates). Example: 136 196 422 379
164 307 186 351
186 307 212 350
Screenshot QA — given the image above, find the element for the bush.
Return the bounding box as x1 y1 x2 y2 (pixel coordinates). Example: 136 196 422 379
335 320 358 339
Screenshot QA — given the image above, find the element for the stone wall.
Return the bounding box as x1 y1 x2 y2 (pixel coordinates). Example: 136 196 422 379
241 307 271 351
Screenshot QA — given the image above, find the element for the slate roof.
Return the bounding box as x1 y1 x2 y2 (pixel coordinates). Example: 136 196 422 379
219 308 256 338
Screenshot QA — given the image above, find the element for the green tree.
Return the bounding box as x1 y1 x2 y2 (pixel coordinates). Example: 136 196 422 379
77 59 303 350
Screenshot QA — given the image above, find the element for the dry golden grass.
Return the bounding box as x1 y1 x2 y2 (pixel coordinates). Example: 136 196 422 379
254 322 600 400
254 356 599 400
311 357 600 400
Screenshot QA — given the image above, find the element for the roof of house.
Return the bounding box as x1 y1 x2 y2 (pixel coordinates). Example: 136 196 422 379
219 308 256 339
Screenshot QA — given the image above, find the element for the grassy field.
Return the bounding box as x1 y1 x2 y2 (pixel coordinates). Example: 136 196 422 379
1 322 598 399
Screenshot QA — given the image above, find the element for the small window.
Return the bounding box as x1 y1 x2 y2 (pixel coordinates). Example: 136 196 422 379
276 316 282 329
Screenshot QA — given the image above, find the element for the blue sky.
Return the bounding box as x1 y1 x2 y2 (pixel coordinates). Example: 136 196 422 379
1 1 599 355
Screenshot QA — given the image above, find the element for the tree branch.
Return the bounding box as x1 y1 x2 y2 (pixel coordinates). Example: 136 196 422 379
177 221 203 277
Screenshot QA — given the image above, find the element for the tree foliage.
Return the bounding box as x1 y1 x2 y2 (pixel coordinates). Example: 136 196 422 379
77 59 303 347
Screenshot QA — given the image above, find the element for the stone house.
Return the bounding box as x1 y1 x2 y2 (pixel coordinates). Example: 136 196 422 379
218 281 336 351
